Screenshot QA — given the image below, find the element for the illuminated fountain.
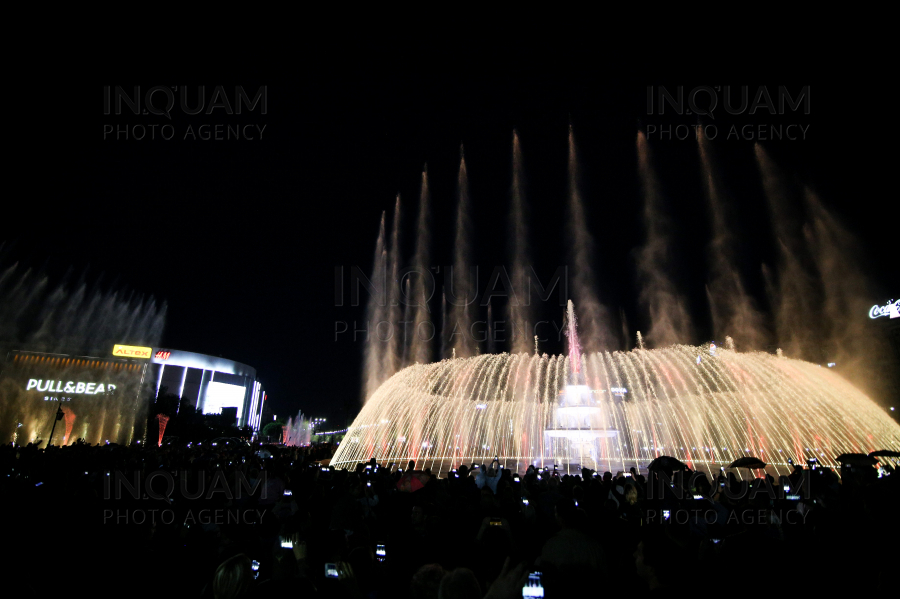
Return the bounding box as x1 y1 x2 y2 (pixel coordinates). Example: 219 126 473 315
282 411 311 447
332 300 900 477
338 129 900 478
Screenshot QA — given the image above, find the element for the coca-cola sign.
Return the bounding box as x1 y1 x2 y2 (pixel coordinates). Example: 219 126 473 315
869 299 900 319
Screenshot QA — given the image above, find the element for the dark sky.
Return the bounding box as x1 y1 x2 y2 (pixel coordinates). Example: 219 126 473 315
5 38 895 426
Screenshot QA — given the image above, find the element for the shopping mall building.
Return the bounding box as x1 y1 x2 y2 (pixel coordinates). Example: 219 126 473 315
0 344 266 445
151 347 266 430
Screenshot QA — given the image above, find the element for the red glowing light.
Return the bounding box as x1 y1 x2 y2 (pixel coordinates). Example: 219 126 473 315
156 413 170 447
154 351 171 360
61 406 76 445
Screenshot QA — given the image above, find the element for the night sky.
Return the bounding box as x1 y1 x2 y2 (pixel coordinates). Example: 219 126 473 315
6 39 894 426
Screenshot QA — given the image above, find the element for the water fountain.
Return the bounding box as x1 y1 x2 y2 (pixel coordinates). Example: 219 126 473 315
335 127 900 476
282 411 311 446
332 298 900 476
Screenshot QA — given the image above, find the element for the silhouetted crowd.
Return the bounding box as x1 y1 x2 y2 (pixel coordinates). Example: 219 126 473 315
2 440 897 598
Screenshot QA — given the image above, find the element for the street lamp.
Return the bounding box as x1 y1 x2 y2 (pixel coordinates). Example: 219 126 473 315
45 400 64 448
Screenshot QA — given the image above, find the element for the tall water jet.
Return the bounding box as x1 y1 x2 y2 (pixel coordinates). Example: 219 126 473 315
698 133 767 349
508 131 534 354
385 196 404 377
565 300 582 375
408 168 433 365
620 308 631 351
566 125 614 352
486 303 496 354
440 291 448 360
401 277 412 362
755 144 821 359
635 131 692 347
363 213 388 401
449 146 477 358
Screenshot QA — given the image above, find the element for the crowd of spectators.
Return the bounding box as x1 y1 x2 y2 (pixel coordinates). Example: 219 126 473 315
2 439 897 597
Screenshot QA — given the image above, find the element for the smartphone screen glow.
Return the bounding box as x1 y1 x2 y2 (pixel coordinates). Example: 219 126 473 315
523 572 544 597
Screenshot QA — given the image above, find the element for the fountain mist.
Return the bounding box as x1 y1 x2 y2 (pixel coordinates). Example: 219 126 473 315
636 131 693 347
755 144 824 360
698 134 767 350
0 257 165 445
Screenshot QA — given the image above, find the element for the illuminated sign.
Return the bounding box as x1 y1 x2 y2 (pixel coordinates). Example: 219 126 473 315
155 351 171 360
869 299 899 319
26 379 117 395
112 344 152 359
610 387 628 396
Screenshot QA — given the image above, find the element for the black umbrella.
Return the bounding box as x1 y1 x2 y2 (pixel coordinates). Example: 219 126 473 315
835 453 878 467
727 456 766 479
647 456 688 473
868 449 900 458
728 457 766 470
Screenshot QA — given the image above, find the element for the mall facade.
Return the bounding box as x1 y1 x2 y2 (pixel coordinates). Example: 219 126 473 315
151 348 266 430
0 344 266 446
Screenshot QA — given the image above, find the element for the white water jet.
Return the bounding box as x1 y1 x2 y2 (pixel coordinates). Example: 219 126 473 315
385 196 403 376
363 213 387 401
449 147 477 358
508 131 534 354
566 125 615 352
408 168 433 365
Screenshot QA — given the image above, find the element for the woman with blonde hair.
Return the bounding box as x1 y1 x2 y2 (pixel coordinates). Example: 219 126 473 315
212 554 253 599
